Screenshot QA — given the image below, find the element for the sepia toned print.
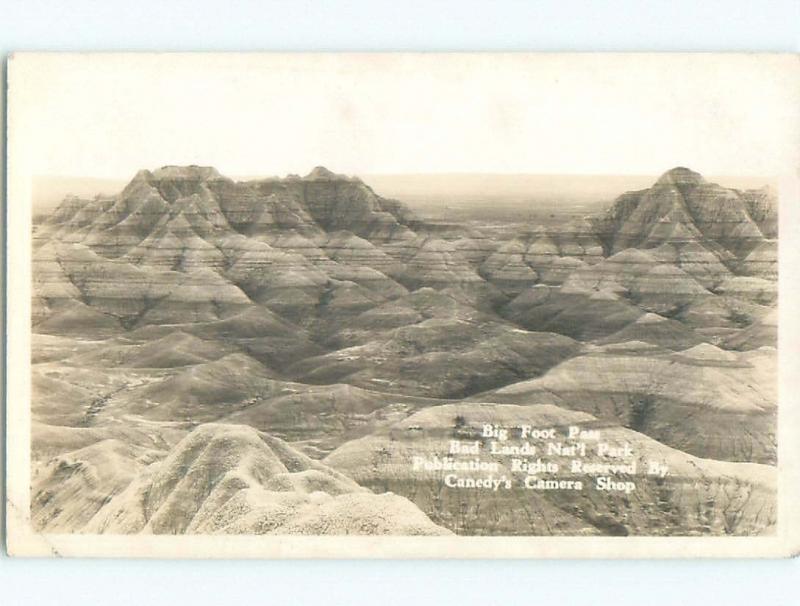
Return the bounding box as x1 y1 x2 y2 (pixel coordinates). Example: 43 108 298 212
6 53 800 557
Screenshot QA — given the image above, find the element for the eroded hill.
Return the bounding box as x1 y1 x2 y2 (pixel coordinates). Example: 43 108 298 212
31 166 778 535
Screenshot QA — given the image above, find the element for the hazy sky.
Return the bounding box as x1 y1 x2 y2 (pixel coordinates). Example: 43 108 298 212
10 53 799 180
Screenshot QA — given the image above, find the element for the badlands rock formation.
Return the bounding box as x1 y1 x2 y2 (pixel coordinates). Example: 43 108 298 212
478 343 777 463
31 166 778 536
35 423 450 535
325 404 775 536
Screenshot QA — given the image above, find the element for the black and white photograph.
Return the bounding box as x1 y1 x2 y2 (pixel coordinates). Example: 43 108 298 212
5 52 799 558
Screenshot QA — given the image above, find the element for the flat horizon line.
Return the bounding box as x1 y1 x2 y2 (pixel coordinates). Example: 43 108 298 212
32 171 778 179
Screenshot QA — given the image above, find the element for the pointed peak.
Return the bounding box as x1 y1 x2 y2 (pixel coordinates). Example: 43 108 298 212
303 166 358 182
151 165 223 180
305 166 338 180
655 167 706 188
119 169 157 197
131 169 154 181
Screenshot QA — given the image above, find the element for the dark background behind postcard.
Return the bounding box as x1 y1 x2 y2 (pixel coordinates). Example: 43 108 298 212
2 0 799 604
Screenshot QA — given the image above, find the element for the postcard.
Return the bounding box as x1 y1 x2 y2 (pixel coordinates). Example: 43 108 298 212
5 53 800 557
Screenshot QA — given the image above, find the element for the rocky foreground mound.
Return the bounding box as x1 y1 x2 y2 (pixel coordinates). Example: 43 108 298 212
325 403 776 536
35 423 450 535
